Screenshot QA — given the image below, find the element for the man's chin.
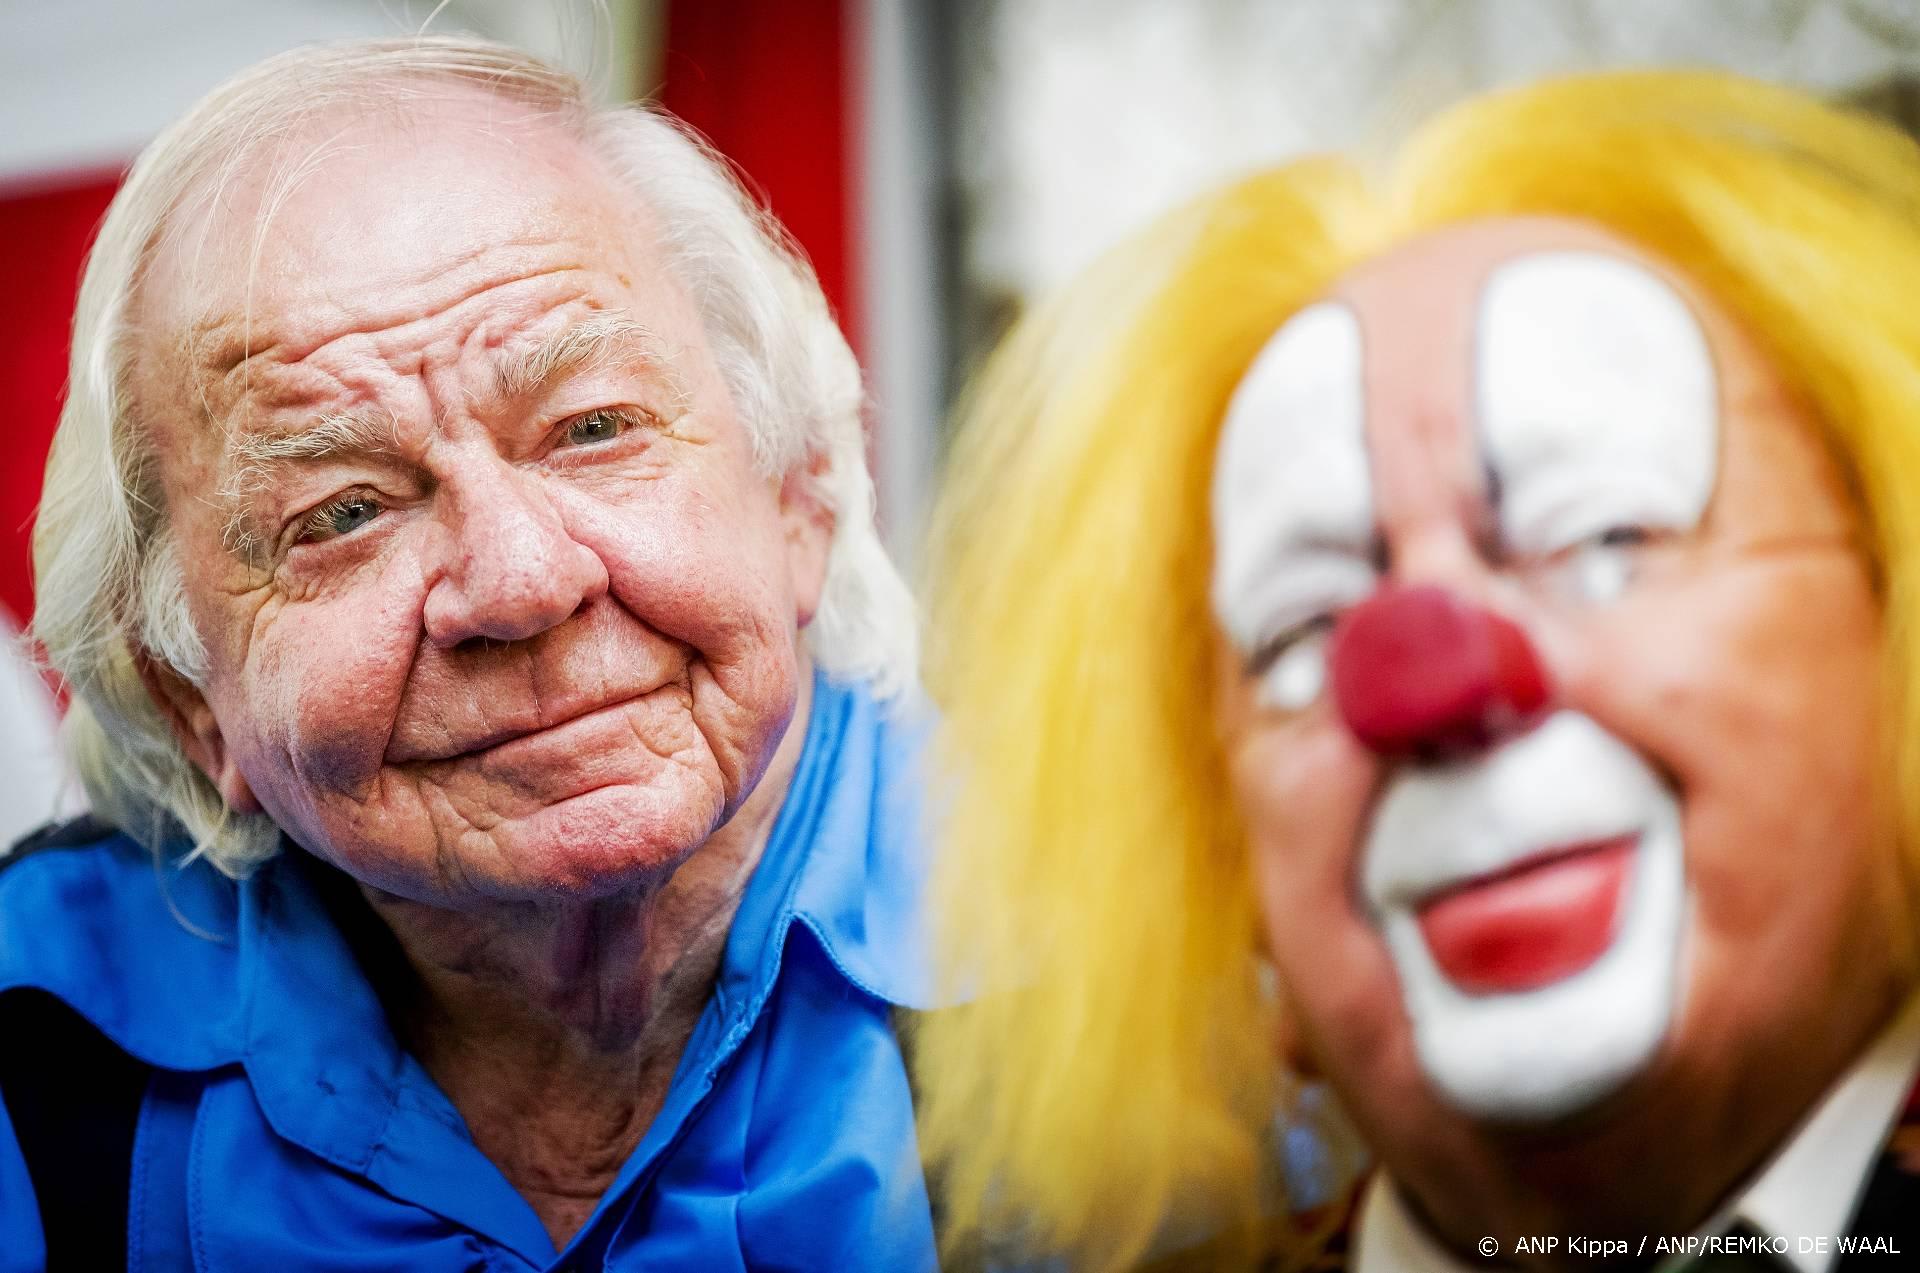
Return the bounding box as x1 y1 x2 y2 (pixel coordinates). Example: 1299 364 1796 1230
459 783 727 903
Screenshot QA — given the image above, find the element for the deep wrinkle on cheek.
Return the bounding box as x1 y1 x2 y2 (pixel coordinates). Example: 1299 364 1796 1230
258 550 434 794
557 482 775 650
548 449 680 509
275 540 382 602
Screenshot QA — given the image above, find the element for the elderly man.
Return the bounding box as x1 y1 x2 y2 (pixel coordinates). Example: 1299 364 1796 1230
0 37 932 1273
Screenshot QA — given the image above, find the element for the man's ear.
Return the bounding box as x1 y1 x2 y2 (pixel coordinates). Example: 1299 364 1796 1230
778 450 837 630
133 652 262 813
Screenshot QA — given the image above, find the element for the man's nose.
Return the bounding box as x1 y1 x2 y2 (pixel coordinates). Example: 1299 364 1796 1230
1327 584 1551 760
423 471 609 647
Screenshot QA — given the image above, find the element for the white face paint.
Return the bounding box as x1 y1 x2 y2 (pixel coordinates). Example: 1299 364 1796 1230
1359 252 1718 1121
1364 711 1687 1120
1479 251 1719 580
1213 254 1718 1121
1210 302 1374 711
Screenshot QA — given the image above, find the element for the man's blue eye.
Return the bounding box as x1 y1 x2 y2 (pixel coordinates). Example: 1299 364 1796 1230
564 409 627 447
300 494 383 544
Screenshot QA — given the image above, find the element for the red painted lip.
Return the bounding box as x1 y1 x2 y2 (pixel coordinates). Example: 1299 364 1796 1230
1415 835 1639 995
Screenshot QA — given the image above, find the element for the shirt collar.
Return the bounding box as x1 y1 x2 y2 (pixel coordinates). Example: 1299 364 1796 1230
784 672 937 1010
1723 992 1920 1273
1355 996 1920 1273
237 848 417 1172
717 668 937 1016
1355 1176 1484 1273
0 828 248 1071
561 668 937 1267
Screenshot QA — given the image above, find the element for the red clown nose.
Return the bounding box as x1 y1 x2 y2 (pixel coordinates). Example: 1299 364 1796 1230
1328 584 1551 759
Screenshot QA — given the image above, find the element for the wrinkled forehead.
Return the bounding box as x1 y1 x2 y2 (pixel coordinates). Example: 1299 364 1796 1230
132 88 642 383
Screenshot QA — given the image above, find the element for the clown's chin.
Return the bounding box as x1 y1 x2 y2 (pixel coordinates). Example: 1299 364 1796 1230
1364 711 1688 1123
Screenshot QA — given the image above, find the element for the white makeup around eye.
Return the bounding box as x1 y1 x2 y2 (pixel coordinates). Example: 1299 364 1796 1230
1211 301 1375 699
1563 539 1635 604
1259 625 1331 712
1477 251 1718 564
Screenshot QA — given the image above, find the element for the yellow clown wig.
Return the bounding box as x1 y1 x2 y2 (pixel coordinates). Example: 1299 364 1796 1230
913 70 1920 1270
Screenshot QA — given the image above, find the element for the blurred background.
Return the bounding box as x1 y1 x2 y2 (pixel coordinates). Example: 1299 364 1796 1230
3 0 1920 841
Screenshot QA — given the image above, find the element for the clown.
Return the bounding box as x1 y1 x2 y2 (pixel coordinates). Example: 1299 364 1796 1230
915 71 1920 1271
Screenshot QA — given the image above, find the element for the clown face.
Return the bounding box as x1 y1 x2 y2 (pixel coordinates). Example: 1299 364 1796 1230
1212 218 1911 1212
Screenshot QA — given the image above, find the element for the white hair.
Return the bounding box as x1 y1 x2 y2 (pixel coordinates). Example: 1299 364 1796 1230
33 36 917 876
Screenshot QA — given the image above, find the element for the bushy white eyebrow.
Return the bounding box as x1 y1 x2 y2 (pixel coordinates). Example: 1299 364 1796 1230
224 407 402 476
1210 300 1375 651
219 408 404 556
1476 251 1718 556
493 310 683 402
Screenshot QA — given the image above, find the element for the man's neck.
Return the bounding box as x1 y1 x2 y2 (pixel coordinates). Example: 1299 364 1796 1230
361 668 816 1252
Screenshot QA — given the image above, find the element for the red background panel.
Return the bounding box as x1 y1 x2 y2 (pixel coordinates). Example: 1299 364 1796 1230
0 174 120 631
658 0 858 354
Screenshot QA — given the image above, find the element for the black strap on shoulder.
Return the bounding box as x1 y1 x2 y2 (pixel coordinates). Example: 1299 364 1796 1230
1 815 153 1272
0 988 151 1272
1 815 120 875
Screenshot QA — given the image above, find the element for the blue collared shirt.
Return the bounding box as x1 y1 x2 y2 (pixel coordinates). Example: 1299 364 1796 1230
0 673 938 1271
